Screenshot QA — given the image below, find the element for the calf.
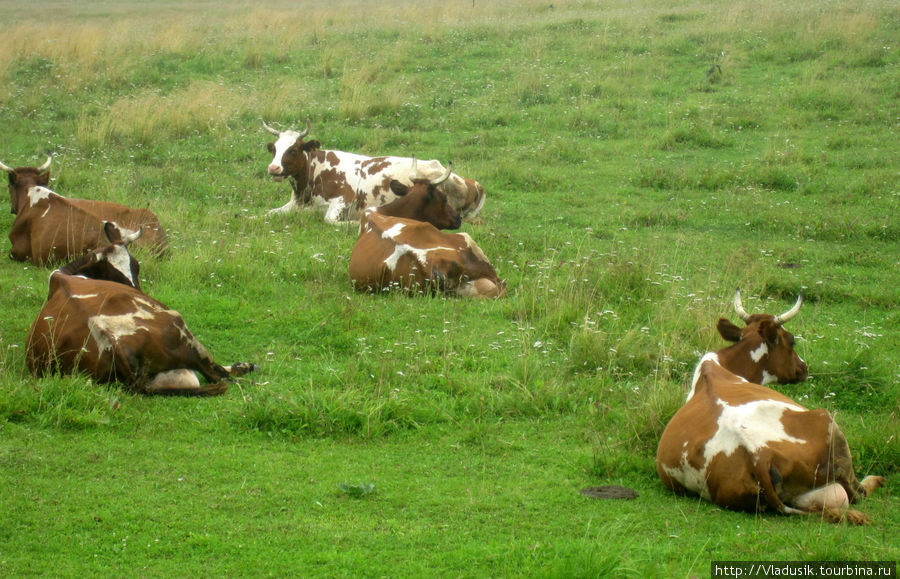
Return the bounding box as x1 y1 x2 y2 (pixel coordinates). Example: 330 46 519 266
26 224 256 396
348 209 504 298
656 290 884 524
262 119 486 221
3 157 167 265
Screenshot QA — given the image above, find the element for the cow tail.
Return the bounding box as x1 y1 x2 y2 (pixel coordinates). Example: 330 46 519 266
753 451 792 515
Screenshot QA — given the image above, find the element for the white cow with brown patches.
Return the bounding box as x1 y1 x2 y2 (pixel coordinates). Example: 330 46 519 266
262 119 486 222
656 290 884 524
26 224 256 396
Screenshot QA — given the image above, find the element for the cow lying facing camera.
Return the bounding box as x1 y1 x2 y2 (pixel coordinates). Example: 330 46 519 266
3 156 167 265
656 290 884 524
26 224 256 396
262 119 485 221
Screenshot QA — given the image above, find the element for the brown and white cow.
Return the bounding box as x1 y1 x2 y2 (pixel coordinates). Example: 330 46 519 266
26 223 256 396
3 157 167 266
656 290 884 524
374 159 461 230
262 119 486 222
348 208 504 298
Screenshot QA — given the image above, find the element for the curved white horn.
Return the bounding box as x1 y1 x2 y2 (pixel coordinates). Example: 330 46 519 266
0 160 13 173
773 294 803 325
37 156 52 171
430 162 453 186
261 120 281 136
122 226 144 246
733 288 751 322
409 157 421 180
297 118 311 140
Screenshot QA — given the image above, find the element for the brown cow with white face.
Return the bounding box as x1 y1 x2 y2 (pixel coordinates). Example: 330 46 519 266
3 157 167 266
656 290 884 524
348 208 504 298
26 224 256 396
262 119 485 222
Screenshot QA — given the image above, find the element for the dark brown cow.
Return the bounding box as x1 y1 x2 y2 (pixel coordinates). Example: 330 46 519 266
348 208 505 298
262 119 485 222
26 224 256 396
656 290 884 524
375 159 461 230
3 157 167 266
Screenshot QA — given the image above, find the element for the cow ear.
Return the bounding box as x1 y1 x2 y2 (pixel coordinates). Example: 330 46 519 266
103 221 121 243
390 181 409 196
266 142 276 154
716 318 742 342
302 140 321 152
758 319 780 344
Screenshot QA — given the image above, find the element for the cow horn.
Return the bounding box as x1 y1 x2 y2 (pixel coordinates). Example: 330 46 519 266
430 162 453 186
261 120 281 136
409 157 421 180
122 226 144 246
773 294 803 325
732 288 752 322
297 118 311 139
0 160 13 173
37 156 52 171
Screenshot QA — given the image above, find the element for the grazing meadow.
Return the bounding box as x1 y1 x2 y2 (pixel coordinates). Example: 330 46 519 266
0 0 898 575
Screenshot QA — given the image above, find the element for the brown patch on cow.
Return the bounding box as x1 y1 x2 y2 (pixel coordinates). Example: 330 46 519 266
362 158 392 175
580 486 638 500
324 151 341 166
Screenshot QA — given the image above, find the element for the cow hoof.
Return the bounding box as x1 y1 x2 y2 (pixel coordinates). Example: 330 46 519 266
860 475 885 496
843 509 871 526
228 362 258 377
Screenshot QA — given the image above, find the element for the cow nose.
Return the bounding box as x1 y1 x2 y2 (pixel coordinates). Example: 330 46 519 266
268 164 282 175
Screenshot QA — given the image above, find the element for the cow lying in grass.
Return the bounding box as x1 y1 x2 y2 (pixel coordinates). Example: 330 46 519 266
26 224 256 396
262 119 485 222
3 157 167 265
656 290 884 524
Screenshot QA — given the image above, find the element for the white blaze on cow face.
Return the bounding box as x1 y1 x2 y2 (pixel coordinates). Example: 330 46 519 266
268 131 303 180
102 243 139 288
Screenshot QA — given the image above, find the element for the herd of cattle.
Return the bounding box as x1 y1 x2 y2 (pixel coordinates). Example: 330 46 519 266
1 120 883 524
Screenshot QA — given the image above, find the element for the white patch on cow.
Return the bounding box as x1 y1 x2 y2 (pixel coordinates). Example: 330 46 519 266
71 293 99 299
384 243 430 273
268 131 303 175
146 369 200 392
760 370 777 385
686 352 722 401
324 197 348 224
103 243 137 287
750 342 768 363
27 186 52 207
381 222 406 240
87 307 156 352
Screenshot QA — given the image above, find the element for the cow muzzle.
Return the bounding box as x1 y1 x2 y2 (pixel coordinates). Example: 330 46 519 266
268 164 285 181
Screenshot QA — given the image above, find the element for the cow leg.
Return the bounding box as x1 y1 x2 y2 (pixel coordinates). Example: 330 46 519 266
224 362 258 377
324 198 348 224
268 197 298 215
145 370 228 397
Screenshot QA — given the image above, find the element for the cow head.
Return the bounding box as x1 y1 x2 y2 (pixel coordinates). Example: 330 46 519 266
715 289 808 385
382 159 462 230
262 119 321 186
1 157 52 214
58 222 143 290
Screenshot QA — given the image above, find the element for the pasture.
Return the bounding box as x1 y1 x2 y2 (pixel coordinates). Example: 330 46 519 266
0 0 897 575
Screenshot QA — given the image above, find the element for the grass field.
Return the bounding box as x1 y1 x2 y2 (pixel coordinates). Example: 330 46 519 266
0 0 898 575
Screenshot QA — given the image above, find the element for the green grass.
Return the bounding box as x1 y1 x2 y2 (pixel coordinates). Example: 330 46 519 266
1 0 898 575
